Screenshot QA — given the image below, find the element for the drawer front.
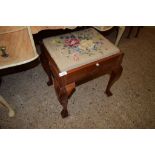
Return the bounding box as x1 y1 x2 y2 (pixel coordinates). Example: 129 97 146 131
64 54 121 84
88 58 118 75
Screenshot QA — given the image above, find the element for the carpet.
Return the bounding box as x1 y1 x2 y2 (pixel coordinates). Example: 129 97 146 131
0 27 155 128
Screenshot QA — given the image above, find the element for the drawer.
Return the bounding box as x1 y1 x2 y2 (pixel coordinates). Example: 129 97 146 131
65 54 121 84
89 58 118 75
0 27 38 69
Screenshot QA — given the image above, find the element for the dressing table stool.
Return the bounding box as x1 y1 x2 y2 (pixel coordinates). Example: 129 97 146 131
40 28 124 118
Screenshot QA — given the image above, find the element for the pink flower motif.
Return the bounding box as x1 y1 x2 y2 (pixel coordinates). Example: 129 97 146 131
65 38 80 47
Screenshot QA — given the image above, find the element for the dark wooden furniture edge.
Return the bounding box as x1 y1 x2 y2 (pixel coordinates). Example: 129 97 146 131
40 42 124 118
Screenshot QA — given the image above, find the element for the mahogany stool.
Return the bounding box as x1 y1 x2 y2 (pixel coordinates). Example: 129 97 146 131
40 28 124 118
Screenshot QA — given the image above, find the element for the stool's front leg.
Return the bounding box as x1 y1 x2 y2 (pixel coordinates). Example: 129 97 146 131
60 94 69 118
105 65 123 96
56 86 69 118
54 80 75 118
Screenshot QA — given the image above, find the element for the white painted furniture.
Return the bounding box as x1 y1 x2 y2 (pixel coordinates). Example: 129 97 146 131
0 95 15 117
0 26 38 117
31 26 125 46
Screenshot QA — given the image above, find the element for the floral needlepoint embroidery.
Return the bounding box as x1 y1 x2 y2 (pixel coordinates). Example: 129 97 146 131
51 39 62 44
51 28 109 62
64 38 80 47
79 40 94 51
72 52 80 61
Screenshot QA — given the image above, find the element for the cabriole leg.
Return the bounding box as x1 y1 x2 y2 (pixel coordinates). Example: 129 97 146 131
105 65 123 97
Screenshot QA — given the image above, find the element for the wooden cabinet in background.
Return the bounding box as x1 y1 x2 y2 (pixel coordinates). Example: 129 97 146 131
0 26 38 70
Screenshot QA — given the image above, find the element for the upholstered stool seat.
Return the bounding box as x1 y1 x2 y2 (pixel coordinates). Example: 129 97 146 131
43 28 120 72
40 28 124 118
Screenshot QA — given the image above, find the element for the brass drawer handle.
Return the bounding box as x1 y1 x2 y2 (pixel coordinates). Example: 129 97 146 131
0 46 9 58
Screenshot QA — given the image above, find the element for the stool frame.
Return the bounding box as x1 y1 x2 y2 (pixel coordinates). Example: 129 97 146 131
40 43 124 118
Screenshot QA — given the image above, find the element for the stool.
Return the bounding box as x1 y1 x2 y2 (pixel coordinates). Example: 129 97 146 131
40 28 124 118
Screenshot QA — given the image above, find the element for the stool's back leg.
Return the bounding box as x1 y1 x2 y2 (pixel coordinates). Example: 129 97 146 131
40 51 53 86
105 65 123 97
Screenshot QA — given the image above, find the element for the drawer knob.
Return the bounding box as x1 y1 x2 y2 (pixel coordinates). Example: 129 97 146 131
96 63 100 67
0 46 9 58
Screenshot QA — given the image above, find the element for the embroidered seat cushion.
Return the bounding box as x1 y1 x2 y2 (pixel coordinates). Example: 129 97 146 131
43 28 120 72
